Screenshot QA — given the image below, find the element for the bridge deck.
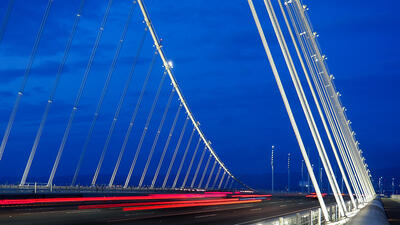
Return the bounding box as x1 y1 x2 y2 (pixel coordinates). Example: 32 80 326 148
0 193 336 225
382 198 400 225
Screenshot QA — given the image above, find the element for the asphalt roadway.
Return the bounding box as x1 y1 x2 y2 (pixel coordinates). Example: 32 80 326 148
0 195 336 225
382 198 400 225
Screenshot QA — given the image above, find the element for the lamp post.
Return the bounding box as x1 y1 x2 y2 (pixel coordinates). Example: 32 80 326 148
287 153 290 192
311 164 314 192
307 149 311 193
341 176 344 193
320 168 323 192
271 145 275 193
301 159 304 193
393 178 395 195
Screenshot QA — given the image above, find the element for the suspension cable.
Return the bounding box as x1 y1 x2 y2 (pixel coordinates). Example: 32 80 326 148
288 4 364 202
138 88 175 188
198 153 211 189
205 160 217 189
223 175 230 189
229 177 234 190
87 3 138 186
42 0 114 187
150 103 182 188
162 116 189 188
291 0 373 200
108 51 156 187
291 0 370 203
247 0 329 220
180 137 201 188
310 36 364 202
124 71 167 188
279 0 356 210
190 146 206 188
0 0 15 45
299 7 369 200
136 0 245 186
263 0 346 216
282 0 358 207
19 0 85 186
2 0 53 161
73 13 145 187
218 171 226 189
211 166 222 190
172 128 196 188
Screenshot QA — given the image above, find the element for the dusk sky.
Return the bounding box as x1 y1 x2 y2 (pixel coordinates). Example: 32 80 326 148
0 0 398 189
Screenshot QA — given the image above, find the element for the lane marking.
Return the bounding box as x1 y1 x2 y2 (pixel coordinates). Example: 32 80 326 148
109 203 255 223
195 214 216 218
250 208 262 211
279 204 287 207
65 210 96 214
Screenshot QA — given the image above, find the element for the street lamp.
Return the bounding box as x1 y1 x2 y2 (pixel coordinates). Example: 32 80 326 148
301 159 304 193
287 153 291 192
320 168 323 192
393 178 395 195
271 145 275 193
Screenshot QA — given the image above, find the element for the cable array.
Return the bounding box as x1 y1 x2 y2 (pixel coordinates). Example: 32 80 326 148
247 0 375 221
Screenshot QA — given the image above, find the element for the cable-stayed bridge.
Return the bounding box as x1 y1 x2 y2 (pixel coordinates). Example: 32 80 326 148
0 0 383 224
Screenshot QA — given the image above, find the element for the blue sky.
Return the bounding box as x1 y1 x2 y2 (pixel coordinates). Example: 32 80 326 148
0 0 398 188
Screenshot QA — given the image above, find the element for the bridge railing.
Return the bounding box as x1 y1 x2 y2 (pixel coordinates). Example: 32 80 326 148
251 200 355 225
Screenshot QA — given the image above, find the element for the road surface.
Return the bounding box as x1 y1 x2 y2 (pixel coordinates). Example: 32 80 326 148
0 193 336 225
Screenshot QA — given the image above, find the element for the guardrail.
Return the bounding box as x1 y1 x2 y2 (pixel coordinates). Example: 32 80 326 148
246 200 355 225
391 195 400 200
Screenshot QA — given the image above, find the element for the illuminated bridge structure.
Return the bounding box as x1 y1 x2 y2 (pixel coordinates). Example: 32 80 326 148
0 0 376 224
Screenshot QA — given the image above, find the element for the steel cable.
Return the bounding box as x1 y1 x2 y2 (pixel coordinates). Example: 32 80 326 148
190 146 206 188
218 171 226 189
150 103 182 188
2 0 53 161
162 117 189 188
172 128 196 188
138 88 175 188
205 160 217 189
198 154 211 189
180 137 201 188
43 0 114 187
211 166 222 190
108 50 157 187
21 0 85 185
88 3 138 186
124 71 167 188
0 0 15 45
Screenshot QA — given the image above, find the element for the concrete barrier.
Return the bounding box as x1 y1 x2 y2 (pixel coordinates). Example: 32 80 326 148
391 194 400 200
347 198 389 225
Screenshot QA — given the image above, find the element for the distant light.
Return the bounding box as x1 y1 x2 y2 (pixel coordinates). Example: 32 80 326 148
168 61 173 68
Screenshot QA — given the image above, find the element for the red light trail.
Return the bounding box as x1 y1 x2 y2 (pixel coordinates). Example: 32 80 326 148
123 199 262 211
231 194 272 198
78 198 241 210
0 193 227 206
